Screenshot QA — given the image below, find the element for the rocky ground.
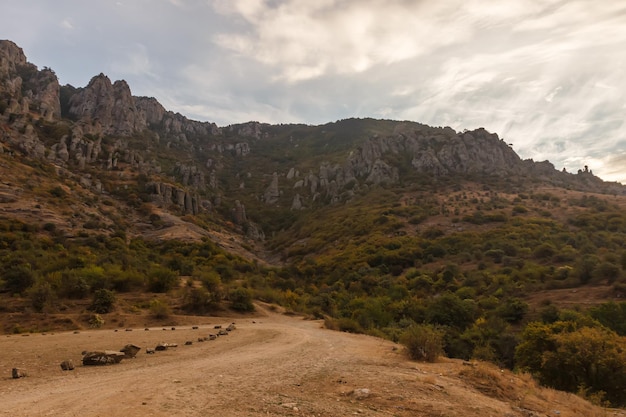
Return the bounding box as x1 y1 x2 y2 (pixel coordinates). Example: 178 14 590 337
0 306 622 417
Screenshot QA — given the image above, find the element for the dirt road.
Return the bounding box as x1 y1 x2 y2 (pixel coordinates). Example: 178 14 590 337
0 307 611 417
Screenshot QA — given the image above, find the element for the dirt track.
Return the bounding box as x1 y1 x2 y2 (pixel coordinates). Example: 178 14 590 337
0 307 615 417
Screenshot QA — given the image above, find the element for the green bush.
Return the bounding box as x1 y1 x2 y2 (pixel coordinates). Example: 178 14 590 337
90 289 116 313
27 279 56 313
228 286 254 312
147 266 178 293
516 320 626 407
183 287 219 314
400 324 444 362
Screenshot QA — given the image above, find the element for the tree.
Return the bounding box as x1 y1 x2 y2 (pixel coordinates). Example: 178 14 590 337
516 320 626 407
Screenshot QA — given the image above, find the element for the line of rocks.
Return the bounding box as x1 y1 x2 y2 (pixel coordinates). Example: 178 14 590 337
10 322 237 378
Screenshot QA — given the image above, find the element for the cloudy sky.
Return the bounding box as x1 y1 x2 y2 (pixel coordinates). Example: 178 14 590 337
2 0 625 182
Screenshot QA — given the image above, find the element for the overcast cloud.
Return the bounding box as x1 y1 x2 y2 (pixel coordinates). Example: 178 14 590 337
1 0 625 183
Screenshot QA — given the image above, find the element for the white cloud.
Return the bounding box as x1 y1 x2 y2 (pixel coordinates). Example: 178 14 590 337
109 43 155 78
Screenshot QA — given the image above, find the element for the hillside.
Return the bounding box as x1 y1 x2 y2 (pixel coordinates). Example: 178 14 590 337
2 39 626 408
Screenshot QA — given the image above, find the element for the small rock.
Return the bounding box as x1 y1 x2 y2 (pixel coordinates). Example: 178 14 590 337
192 326 199 330
12 368 27 378
351 388 371 400
60 360 75 371
185 341 192 345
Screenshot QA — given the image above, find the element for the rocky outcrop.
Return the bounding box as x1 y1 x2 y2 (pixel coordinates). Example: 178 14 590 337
263 172 280 204
0 40 61 121
146 182 205 214
68 74 145 135
232 200 247 224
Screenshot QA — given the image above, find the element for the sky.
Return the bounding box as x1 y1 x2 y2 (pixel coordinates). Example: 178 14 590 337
1 0 625 183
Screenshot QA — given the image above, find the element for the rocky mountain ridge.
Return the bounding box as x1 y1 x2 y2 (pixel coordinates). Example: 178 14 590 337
0 39 624 244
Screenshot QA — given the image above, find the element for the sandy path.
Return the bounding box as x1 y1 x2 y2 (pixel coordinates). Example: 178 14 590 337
0 308 611 417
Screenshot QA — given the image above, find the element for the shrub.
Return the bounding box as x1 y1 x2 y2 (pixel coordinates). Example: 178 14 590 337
27 280 56 313
3 264 35 294
516 321 626 407
228 286 254 312
183 287 219 314
147 266 178 293
149 298 171 319
88 313 105 328
400 324 444 362
90 289 116 313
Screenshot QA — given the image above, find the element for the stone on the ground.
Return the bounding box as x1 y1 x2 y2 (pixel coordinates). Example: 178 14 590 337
82 350 125 366
120 344 141 358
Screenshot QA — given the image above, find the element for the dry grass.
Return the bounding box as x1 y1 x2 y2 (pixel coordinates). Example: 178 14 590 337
458 361 618 417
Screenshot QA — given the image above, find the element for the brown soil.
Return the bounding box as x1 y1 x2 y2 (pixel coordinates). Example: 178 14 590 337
0 305 619 417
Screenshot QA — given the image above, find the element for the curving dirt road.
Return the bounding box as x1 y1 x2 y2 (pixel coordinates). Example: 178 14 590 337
0 307 611 417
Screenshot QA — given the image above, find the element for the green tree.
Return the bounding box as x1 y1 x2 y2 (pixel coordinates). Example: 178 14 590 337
516 320 626 406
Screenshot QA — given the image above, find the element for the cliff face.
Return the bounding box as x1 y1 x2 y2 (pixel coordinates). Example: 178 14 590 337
67 74 145 135
0 40 61 121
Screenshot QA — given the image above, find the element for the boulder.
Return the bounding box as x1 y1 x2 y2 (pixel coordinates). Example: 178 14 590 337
120 344 141 358
155 342 178 351
82 350 125 366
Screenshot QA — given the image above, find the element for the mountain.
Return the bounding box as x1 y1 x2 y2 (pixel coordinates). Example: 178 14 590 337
3 39 626 407
2 39 623 242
